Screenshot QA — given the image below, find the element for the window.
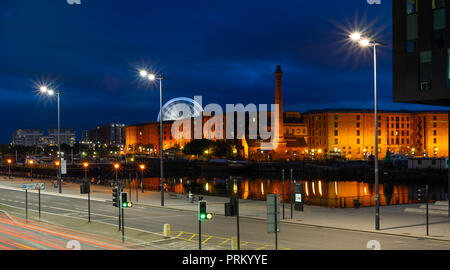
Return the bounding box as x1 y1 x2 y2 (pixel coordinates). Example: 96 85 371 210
334 115 339 120
434 130 437 136
434 123 437 128
357 115 360 121
378 130 381 136
433 0 446 9
356 122 360 128
334 130 338 136
334 122 338 128
434 138 437 144
407 0 418 15
357 138 360 145
357 130 360 136
420 51 432 90
407 13 418 41
334 139 338 145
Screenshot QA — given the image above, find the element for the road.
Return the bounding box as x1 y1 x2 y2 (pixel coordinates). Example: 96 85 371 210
0 212 131 250
0 188 449 250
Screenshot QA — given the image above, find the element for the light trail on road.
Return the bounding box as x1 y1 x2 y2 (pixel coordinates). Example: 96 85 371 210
0 213 129 250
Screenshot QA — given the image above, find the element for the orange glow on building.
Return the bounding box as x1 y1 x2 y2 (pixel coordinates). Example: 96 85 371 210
304 110 448 159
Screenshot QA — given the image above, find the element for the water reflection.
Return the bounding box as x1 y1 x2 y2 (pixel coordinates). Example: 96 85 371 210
132 177 448 208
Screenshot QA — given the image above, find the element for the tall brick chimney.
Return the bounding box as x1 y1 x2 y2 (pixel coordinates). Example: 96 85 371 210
275 65 284 143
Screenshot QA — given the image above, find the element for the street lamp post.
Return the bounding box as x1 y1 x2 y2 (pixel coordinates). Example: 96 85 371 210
7 159 12 179
83 162 90 223
349 32 384 231
39 86 62 193
139 164 145 194
139 70 166 207
29 160 34 181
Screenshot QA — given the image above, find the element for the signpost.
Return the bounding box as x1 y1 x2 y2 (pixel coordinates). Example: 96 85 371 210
267 194 281 250
61 159 67 175
294 182 304 211
80 181 91 222
290 169 294 219
22 183 45 221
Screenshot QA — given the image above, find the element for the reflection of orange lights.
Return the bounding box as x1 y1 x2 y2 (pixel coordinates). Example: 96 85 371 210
364 187 367 196
261 182 264 195
205 183 209 192
318 180 323 196
305 182 309 196
139 164 145 170
233 183 237 194
312 182 315 195
335 181 338 196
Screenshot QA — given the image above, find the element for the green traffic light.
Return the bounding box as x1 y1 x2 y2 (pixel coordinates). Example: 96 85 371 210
200 213 206 219
122 202 127 208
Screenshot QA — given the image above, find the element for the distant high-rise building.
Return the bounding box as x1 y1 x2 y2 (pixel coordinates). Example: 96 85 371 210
81 130 90 144
12 129 44 146
48 129 76 146
11 129 76 147
89 124 126 146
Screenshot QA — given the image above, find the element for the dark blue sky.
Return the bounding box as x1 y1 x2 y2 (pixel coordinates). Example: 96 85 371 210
0 0 447 143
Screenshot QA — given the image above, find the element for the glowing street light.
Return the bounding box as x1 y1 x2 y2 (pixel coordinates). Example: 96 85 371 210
138 68 167 207
37 84 63 193
139 164 146 195
28 160 34 181
83 162 89 180
348 30 386 231
350 32 362 41
7 159 12 179
114 163 120 187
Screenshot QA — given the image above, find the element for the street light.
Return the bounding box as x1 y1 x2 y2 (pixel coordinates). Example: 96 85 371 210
83 162 89 180
39 84 63 194
348 31 385 231
7 159 12 179
114 163 120 187
139 164 145 193
28 160 34 181
139 69 167 207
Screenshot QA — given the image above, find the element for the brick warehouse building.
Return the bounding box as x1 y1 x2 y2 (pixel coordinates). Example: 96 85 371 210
303 109 448 159
125 65 308 159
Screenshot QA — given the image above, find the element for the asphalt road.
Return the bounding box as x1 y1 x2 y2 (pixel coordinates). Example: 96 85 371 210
0 188 449 250
0 212 129 250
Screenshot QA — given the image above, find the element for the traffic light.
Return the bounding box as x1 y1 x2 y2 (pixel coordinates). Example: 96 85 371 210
121 192 133 208
417 187 424 203
198 201 213 220
112 187 120 207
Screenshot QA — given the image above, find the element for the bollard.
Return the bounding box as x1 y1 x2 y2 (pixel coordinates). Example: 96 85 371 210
163 224 170 238
231 237 238 250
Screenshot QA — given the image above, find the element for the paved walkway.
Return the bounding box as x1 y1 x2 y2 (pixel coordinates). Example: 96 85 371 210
1 176 449 243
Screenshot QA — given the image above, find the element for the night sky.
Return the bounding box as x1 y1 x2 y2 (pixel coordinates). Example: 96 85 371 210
0 0 447 143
